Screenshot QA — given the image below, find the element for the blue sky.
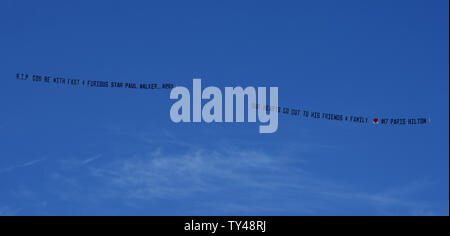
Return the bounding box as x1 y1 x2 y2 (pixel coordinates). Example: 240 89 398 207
0 0 448 216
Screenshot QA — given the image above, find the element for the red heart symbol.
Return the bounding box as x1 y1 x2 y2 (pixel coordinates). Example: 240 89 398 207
373 118 379 124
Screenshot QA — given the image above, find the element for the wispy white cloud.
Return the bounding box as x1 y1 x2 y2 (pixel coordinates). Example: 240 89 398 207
23 158 47 167
89 144 436 215
81 154 102 165
0 158 47 174
34 127 441 215
91 148 285 199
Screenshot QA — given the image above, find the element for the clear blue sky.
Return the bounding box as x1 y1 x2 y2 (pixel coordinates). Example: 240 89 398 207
0 0 448 216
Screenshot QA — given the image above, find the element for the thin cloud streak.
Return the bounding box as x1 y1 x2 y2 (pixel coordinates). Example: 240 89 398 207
82 154 102 165
0 158 47 174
